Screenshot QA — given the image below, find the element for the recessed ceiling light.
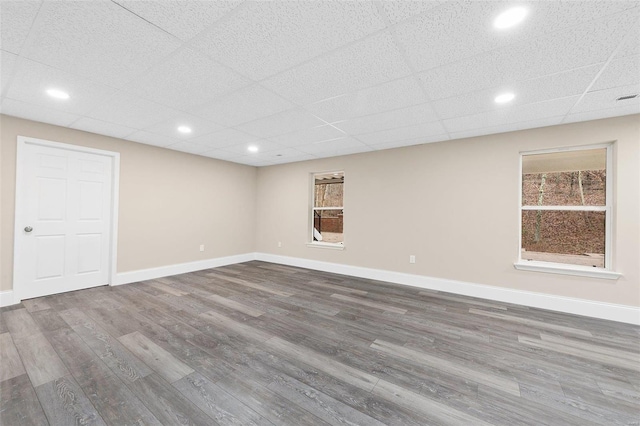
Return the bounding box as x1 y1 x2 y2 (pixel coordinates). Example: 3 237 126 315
494 7 528 29
177 126 192 134
247 145 259 153
495 92 515 104
46 88 70 100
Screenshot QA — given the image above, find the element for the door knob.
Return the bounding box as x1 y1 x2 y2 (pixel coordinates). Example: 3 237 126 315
24 226 33 233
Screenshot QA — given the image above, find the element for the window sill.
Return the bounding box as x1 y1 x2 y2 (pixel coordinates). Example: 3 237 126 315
306 242 345 250
514 260 621 280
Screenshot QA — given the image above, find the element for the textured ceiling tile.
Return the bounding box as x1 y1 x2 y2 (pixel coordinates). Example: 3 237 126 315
380 1 446 24
564 103 640 125
188 84 294 127
395 1 639 72
21 1 181 87
166 141 213 155
369 134 449 151
443 96 579 133
124 48 250 111
616 21 640 58
306 76 429 123
85 93 183 129
355 121 447 146
590 55 640 92
7 57 118 115
448 116 566 141
269 124 345 147
261 32 412 105
0 0 41 54
335 102 440 135
221 139 286 155
432 64 602 120
296 137 371 155
251 147 315 163
70 117 136 139
393 1 509 71
126 130 180 148
114 0 242 41
190 1 385 80
141 114 223 141
188 127 259 150
235 108 326 138
0 97 79 127
201 149 246 161
0 50 17 95
420 11 637 100
572 84 640 113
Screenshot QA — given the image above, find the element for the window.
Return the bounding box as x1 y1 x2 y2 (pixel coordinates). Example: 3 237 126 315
516 144 620 279
310 172 344 248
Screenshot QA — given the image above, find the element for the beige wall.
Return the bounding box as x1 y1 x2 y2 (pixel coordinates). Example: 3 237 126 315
1 115 257 292
256 115 640 307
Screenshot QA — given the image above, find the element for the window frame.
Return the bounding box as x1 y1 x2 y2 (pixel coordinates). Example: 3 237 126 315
514 143 621 280
307 170 345 250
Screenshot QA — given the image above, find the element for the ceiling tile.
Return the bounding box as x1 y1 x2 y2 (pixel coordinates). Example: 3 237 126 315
141 114 223 141
85 93 183 129
201 149 246 162
394 2 639 73
261 32 412 105
221 139 287 155
126 130 180 148
443 96 580 133
0 97 79 127
335 102 440 135
306 76 429 123
7 57 118 115
419 10 638 100
190 1 385 80
235 108 326 138
269 124 345 147
564 103 640 125
70 117 136 139
188 84 294 127
188 127 259 150
166 141 213 155
113 0 242 41
591 55 640 92
571 85 640 113
448 116 566 140
20 1 181 87
432 64 601 120
0 50 17 96
355 121 447 146
616 20 640 58
296 137 371 156
123 48 251 111
0 0 41 54
380 1 445 24
369 134 449 151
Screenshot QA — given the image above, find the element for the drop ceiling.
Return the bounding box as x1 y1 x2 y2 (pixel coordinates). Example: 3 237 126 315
1 1 638 167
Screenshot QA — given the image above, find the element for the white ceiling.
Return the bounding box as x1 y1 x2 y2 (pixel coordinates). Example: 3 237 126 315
1 1 638 167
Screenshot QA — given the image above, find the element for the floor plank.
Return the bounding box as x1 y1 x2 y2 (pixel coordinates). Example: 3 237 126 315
1 260 638 425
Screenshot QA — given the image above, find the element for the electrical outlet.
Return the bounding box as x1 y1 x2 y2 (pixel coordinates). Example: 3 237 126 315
278 241 282 247
199 244 205 252
409 255 416 264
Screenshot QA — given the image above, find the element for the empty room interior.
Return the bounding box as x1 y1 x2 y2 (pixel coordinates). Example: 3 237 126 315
1 1 639 425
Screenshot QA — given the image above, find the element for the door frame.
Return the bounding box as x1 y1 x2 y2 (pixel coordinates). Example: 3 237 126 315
13 136 120 302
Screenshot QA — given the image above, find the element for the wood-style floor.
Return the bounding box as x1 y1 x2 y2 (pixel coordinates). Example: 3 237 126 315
1 261 638 425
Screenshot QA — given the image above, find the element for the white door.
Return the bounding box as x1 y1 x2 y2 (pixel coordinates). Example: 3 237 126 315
15 138 117 300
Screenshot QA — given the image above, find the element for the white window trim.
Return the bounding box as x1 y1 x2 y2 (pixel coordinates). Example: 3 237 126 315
309 170 344 249
514 143 621 280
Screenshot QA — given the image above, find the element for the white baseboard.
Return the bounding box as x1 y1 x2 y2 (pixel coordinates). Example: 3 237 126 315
0 290 15 308
255 253 640 325
113 253 256 286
